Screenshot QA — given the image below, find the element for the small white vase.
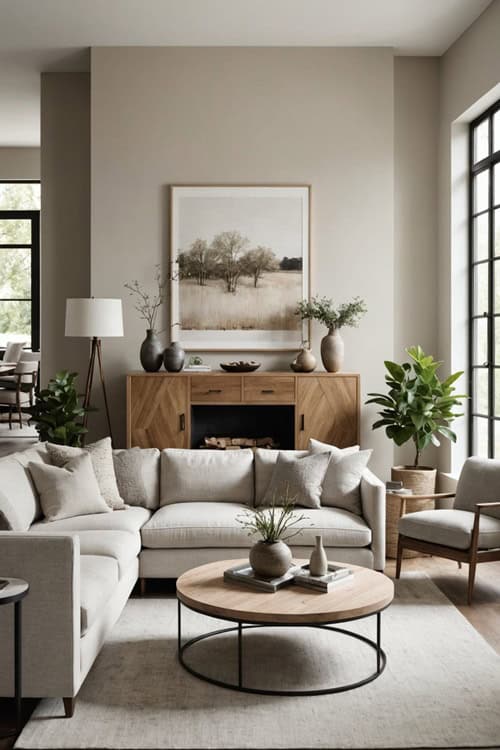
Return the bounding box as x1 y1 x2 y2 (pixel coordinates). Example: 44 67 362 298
309 535 328 576
320 328 344 372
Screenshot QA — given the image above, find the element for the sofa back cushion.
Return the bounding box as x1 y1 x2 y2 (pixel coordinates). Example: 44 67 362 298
254 449 308 506
160 448 254 505
454 457 500 519
0 446 50 530
113 447 160 509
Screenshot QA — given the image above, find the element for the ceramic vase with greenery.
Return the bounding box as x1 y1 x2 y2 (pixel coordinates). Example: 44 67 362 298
366 346 466 491
29 370 88 446
238 491 308 578
124 265 168 372
295 296 367 372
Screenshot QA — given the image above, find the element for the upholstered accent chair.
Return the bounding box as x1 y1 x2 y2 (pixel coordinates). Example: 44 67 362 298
0 356 39 428
396 457 500 604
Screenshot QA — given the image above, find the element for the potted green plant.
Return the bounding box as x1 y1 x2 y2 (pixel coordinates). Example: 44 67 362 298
29 370 88 446
238 490 308 578
295 296 367 372
365 346 466 493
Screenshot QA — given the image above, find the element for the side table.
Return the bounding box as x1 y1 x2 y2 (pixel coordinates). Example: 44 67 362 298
0 577 29 736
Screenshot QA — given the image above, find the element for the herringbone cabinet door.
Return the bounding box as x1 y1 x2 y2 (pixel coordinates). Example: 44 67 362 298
296 376 359 449
128 376 189 448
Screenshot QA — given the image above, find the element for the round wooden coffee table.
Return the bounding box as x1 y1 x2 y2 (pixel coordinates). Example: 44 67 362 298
176 559 394 696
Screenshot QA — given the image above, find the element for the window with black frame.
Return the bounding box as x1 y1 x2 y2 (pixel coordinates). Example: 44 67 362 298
469 101 500 457
0 182 40 352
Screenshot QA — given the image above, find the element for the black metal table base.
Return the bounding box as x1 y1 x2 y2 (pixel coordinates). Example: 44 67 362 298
177 599 386 696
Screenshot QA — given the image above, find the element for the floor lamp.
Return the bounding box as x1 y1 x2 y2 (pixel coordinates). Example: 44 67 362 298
65 298 123 445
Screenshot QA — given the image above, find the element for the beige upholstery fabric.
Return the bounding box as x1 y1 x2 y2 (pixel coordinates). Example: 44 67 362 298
261 451 331 508
141 502 371 549
0 451 48 530
308 438 360 454
28 454 112 522
30 505 151 533
47 438 126 510
454 457 500 520
160 449 254 505
360 468 386 570
398 508 500 550
80 555 119 635
3 341 25 363
254 449 308 505
0 389 30 405
113 447 160 509
309 445 372 515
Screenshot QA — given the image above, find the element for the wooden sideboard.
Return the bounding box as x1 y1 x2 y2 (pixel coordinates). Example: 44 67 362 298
126 371 360 450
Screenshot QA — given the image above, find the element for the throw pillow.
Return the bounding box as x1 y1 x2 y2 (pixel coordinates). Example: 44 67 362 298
47 438 126 510
112 447 160 509
308 438 360 456
260 451 331 509
28 453 112 522
314 449 372 515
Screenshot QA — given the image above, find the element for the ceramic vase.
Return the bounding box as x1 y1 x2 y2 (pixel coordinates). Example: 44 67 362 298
249 540 292 578
291 347 317 373
163 341 185 372
140 329 163 372
321 328 344 372
309 535 328 576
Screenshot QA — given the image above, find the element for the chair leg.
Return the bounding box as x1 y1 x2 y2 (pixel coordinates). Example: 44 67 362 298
457 561 462 569
63 697 75 718
395 535 404 579
140 578 146 596
467 561 477 605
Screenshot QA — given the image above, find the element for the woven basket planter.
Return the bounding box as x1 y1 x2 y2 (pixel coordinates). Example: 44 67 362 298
386 466 437 559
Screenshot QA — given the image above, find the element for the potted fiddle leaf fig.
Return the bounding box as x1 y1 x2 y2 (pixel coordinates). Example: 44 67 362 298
29 370 88 447
365 346 467 493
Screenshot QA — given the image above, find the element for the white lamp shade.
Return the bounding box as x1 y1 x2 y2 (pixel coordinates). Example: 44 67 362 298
65 298 124 338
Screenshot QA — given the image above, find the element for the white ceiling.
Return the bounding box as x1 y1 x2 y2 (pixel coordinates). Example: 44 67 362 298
0 0 494 147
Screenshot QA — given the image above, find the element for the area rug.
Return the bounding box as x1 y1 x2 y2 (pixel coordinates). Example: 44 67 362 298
15 574 500 749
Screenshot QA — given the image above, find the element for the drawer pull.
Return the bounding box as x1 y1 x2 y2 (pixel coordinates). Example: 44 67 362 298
261 389 275 394
206 388 222 394
300 414 305 431
179 413 185 431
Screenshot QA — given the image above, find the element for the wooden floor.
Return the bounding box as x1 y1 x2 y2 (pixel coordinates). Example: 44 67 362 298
0 558 499 748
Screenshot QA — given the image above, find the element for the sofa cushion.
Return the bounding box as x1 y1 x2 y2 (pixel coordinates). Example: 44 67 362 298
398 509 500 550
47 438 126 510
254 449 308 506
80 555 119 635
454 457 500 520
28 454 112 522
309 444 372 515
0 447 49 530
28 528 140 576
141 502 371 549
113 447 160 509
260 451 330 508
160 449 254 506
30 505 151 534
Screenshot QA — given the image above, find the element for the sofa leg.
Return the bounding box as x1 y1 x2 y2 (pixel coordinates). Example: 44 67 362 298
63 697 75 718
395 535 403 579
140 578 146 596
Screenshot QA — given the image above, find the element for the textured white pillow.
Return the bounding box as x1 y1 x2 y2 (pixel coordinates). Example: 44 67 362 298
47 438 126 510
113 447 160 509
309 447 372 515
308 438 360 456
254 449 309 506
28 453 112 522
261 451 331 509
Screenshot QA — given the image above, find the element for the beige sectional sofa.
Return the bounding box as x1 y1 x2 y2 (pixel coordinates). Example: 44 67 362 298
0 443 385 715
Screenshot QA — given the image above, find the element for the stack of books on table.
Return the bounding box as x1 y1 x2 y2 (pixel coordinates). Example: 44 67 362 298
184 364 212 372
224 562 353 593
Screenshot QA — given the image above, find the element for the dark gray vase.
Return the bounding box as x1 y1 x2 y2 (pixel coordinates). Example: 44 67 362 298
140 329 163 372
163 341 185 372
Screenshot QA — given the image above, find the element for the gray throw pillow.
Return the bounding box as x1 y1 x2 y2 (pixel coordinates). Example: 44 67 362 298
312 449 372 515
112 447 160 510
47 438 126 510
28 453 112 522
261 451 331 509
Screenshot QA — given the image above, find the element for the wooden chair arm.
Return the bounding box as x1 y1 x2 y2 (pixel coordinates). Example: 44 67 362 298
396 491 455 518
471 502 500 553
475 501 500 509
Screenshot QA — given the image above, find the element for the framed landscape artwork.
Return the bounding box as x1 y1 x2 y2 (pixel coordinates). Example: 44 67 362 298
170 185 310 350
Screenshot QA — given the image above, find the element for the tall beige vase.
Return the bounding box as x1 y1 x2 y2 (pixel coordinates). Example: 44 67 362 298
321 328 344 372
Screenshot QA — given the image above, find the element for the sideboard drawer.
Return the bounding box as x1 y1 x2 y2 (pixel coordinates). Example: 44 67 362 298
191 376 241 402
243 376 295 403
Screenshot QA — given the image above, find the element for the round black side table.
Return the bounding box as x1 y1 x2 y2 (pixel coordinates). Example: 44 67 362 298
0 577 29 736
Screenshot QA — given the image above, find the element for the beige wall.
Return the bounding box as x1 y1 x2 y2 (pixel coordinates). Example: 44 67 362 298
393 57 440 467
90 47 395 474
438 0 500 473
0 148 40 179
40 73 91 389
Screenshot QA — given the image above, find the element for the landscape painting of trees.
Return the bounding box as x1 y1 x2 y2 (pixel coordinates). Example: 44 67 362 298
170 186 310 350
